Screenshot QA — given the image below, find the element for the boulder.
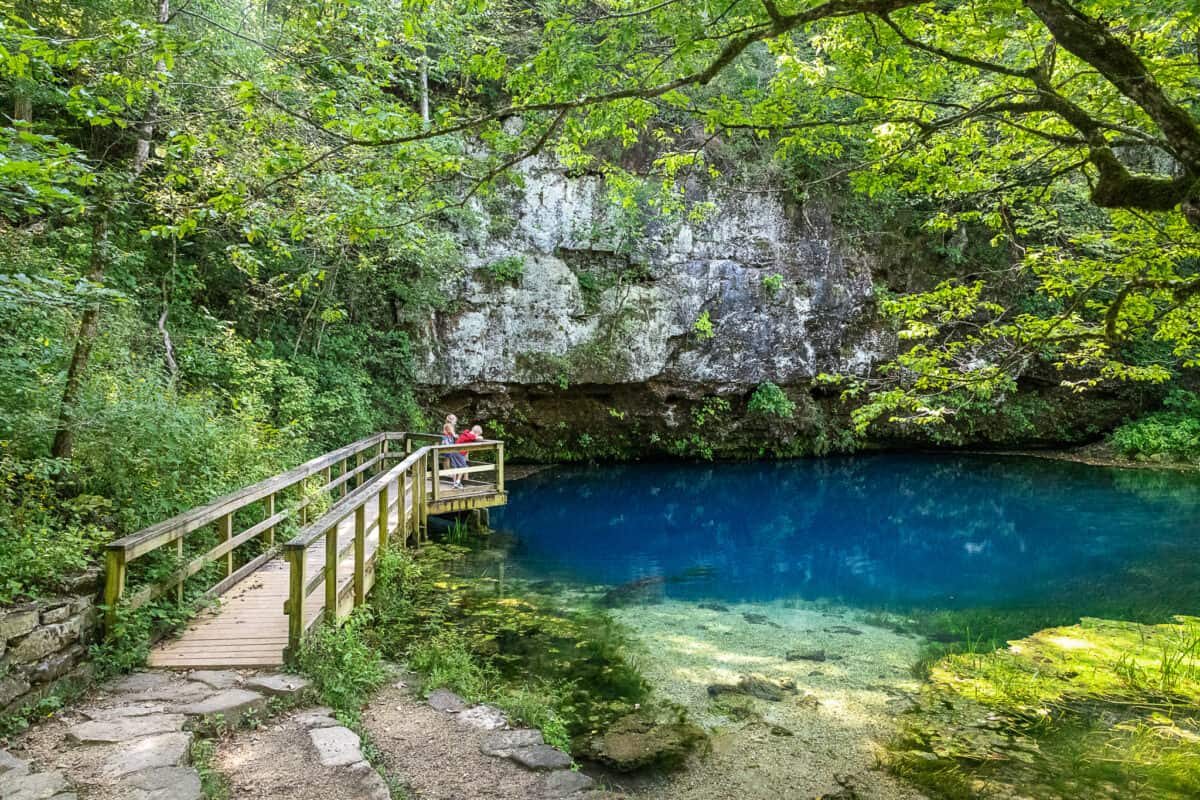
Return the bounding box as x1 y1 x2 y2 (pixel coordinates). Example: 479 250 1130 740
707 674 798 702
124 766 202 800
480 729 543 757
540 770 595 797
308 726 364 768
506 744 573 772
455 705 507 731
101 732 193 778
244 673 310 698
575 708 706 772
67 714 186 744
427 688 467 713
180 689 266 728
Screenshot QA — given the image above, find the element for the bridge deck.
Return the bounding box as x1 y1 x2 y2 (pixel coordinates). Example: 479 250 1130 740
149 478 499 668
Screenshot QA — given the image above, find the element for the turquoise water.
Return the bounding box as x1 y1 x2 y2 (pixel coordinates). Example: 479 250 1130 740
493 455 1199 614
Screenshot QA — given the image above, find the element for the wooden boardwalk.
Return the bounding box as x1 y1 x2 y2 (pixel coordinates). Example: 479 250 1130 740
101 433 507 670
149 478 498 668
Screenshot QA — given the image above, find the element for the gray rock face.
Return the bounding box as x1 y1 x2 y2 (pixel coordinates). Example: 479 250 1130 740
540 770 595 798
506 744 573 772
123 766 202 800
455 704 507 731
67 714 186 744
417 156 882 389
6 618 85 664
308 726 364 767
179 689 266 727
0 675 31 708
100 732 193 778
0 770 70 800
426 688 467 713
480 729 543 757
244 673 310 698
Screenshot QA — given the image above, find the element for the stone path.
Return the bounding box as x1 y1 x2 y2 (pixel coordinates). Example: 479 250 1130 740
5 668 614 800
362 679 618 800
3 669 321 800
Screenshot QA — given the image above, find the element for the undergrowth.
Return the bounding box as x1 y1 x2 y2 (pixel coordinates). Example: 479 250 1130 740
1110 390 1200 464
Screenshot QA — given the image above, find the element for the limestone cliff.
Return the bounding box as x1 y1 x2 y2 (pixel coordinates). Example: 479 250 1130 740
413 158 1136 460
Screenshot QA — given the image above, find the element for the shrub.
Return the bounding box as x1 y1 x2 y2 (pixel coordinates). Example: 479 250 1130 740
693 310 715 340
1110 391 1200 463
484 256 526 285
748 382 796 419
761 273 784 297
297 610 387 715
0 453 111 603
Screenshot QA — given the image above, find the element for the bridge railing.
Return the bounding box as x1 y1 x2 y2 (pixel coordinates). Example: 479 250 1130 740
428 440 506 502
103 433 396 628
280 434 507 657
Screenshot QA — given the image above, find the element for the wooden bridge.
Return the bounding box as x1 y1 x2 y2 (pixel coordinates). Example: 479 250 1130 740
104 432 506 668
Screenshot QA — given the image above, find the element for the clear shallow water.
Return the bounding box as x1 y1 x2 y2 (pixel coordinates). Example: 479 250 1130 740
493 455 1200 613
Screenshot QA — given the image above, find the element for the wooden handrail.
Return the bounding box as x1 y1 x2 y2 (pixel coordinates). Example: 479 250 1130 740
281 437 507 658
103 433 400 627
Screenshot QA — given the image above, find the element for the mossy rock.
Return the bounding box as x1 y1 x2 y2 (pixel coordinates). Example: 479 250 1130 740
575 706 707 772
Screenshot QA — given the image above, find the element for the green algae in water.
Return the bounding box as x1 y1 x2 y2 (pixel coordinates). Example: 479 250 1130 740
368 543 652 746
891 616 1200 799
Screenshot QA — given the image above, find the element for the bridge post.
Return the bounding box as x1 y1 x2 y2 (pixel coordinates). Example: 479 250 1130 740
354 505 366 607
285 545 305 660
378 484 390 552
217 513 233 577
265 492 276 547
496 441 505 494
324 525 338 621
104 548 126 631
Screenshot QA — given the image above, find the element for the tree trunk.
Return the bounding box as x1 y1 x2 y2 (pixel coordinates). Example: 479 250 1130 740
420 54 430 129
51 212 108 459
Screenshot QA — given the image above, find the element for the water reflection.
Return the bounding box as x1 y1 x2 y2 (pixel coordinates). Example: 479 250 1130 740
494 455 1199 610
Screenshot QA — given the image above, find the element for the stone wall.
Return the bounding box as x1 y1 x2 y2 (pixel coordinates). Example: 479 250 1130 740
0 572 101 716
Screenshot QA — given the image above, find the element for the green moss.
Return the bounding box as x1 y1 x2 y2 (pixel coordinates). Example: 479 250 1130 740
891 616 1200 799
367 545 653 748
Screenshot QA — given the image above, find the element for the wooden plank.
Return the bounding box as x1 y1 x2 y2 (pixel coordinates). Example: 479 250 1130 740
104 549 126 630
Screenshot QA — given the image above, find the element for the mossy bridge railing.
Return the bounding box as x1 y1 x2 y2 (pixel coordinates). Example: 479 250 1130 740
104 432 506 667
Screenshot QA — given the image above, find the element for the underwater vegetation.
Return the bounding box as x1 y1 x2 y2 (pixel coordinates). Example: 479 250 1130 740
889 616 1200 799
365 542 703 767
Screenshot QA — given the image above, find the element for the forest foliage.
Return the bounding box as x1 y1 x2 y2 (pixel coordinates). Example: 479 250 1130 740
1 0 1199 595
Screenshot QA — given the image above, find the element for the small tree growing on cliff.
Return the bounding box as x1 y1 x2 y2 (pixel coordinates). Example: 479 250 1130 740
748 383 795 420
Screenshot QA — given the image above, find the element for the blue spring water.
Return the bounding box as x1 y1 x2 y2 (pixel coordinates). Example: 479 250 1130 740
492 454 1199 614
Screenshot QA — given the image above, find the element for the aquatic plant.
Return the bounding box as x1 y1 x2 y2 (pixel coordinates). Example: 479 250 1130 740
889 616 1200 799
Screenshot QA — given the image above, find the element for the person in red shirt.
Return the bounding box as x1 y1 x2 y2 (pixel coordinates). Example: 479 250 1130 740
449 425 483 488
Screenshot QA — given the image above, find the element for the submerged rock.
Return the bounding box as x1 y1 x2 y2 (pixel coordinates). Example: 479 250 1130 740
786 648 826 662
697 602 730 613
743 613 781 628
825 625 863 636
707 674 798 702
575 707 706 772
600 576 666 607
